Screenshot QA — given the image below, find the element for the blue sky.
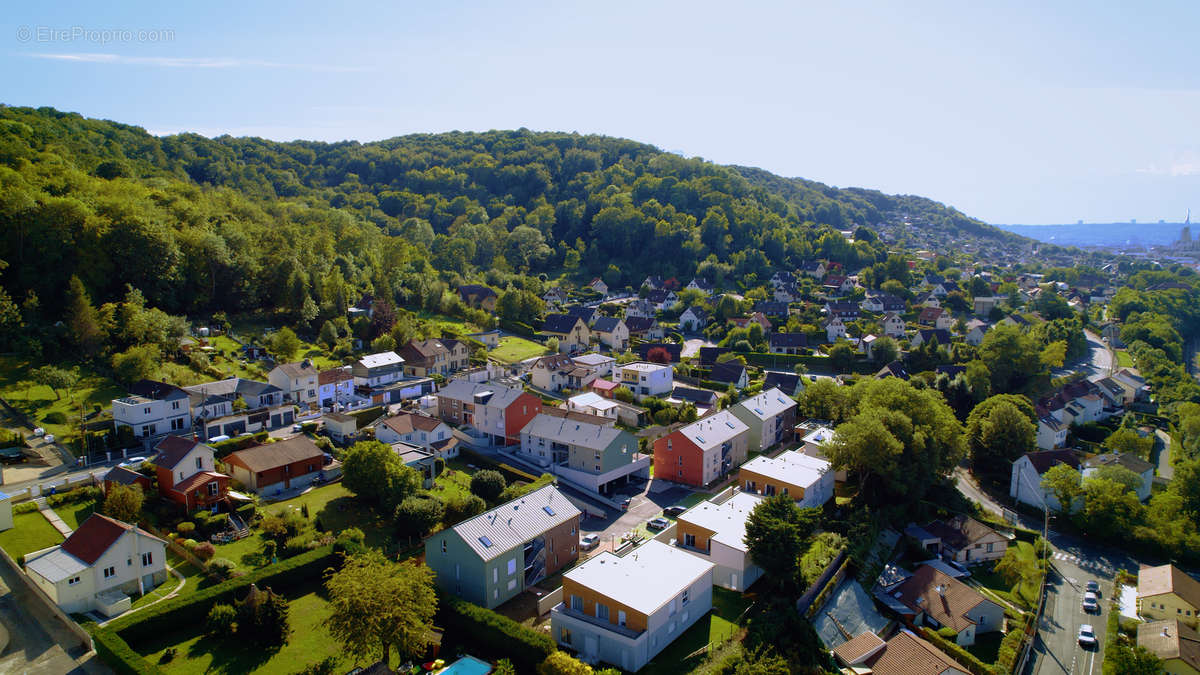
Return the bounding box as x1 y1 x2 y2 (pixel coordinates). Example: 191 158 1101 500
4 1 1199 224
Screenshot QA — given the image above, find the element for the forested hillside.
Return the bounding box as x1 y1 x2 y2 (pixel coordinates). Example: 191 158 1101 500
0 105 1029 333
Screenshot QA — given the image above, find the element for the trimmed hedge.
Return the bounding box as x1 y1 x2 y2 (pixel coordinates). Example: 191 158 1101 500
740 351 879 375
210 431 270 457
109 545 338 643
920 628 999 675
438 595 555 672
85 622 162 675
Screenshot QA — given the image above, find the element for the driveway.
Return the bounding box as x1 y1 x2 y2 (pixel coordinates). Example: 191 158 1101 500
0 557 103 674
1152 428 1174 480
681 338 715 359
580 481 693 550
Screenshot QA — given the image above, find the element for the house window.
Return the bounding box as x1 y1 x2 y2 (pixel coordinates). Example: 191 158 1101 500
670 598 677 616
986 543 994 553
596 603 610 621
571 595 583 611
172 401 180 410
561 627 573 645
207 481 219 496
684 533 697 548
507 579 517 591
682 589 690 607
142 552 154 566
441 541 447 554
103 566 116 578
143 407 151 414
196 457 203 470
179 471 184 481
493 568 498 584
68 576 80 585
618 610 627 626
507 559 517 576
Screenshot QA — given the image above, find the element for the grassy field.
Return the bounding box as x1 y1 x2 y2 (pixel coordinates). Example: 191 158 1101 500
0 511 64 561
1116 350 1134 368
642 588 752 675
57 499 97 531
430 462 473 502
133 584 355 675
414 311 481 337
0 356 126 442
490 336 548 364
270 483 397 553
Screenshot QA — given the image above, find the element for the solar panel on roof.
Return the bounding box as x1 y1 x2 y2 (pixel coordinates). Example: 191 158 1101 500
478 536 494 548
725 422 735 428
543 506 556 516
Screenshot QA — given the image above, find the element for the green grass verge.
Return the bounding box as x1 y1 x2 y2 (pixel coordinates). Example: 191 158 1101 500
491 336 548 364
0 511 64 561
133 584 353 674
0 356 125 442
56 499 97 531
1116 350 1133 368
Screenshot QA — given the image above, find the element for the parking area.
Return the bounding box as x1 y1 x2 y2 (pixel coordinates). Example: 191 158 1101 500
580 480 698 551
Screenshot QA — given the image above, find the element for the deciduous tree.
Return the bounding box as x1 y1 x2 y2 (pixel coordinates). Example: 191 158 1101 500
102 484 144 524
325 551 437 665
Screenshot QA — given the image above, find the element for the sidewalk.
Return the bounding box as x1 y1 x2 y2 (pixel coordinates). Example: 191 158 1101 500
38 501 74 537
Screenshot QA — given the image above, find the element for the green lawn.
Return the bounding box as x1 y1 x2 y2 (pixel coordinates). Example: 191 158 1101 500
430 465 472 501
965 630 1003 664
130 550 209 611
414 311 481 337
0 511 65 562
273 483 397 553
56 499 97 531
0 356 126 443
490 336 549 364
1116 350 1134 368
642 588 752 675
133 584 355 674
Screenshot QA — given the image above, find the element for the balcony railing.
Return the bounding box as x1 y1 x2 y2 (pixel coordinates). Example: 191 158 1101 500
553 604 644 639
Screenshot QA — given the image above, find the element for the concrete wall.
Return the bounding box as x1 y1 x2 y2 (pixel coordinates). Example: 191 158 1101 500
0 546 93 653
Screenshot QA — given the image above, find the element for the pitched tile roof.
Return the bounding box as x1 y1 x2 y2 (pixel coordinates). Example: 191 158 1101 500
592 316 623 334
103 465 148 486
734 387 797 420
438 380 532 409
1139 564 1200 609
623 316 656 333
763 371 803 393
274 360 318 378
152 435 206 470
457 284 496 299
225 436 324 473
451 484 580 561
62 513 159 565
380 412 445 435
1023 449 1080 473
318 368 354 385
922 515 1001 552
1083 451 1154 475
861 629 970 675
1138 619 1200 670
769 333 808 348
894 564 992 633
357 351 404 369
709 362 747 384
542 314 583 334
831 631 886 665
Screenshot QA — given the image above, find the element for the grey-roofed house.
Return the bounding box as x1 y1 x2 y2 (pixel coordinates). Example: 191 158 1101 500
592 316 629 351
436 379 543 445
518 413 649 494
543 314 591 353
1083 451 1155 502
698 346 729 366
425 484 581 609
267 360 319 407
730 387 797 451
351 351 406 388
565 305 599 326
911 329 952 348
668 386 720 411
763 371 804 396
181 377 292 441
708 362 748 390
768 332 808 355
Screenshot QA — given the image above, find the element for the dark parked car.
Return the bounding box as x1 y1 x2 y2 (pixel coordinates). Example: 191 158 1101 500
663 505 687 518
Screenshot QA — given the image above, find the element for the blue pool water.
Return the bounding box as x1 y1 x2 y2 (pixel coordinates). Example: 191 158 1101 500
439 655 492 675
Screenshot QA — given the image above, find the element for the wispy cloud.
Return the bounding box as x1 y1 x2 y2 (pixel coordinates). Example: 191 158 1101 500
29 52 369 72
1137 150 1200 177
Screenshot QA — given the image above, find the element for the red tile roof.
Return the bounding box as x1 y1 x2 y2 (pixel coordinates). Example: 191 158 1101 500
171 470 229 495
225 436 324 474
380 412 445 435
152 435 204 470
61 513 148 565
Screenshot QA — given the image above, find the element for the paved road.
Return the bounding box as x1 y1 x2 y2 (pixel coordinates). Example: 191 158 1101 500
0 553 103 674
1152 428 1174 480
1053 330 1112 382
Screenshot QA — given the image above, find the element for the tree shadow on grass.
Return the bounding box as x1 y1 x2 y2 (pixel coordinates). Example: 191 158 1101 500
180 634 280 673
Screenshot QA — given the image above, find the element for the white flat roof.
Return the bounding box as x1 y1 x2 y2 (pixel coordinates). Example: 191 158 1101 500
620 361 671 373
565 539 712 616
740 450 830 489
568 392 617 411
573 353 615 366
25 547 87 583
678 491 764 552
801 426 836 446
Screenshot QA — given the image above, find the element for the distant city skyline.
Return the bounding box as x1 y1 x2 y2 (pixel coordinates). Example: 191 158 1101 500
3 1 1198 224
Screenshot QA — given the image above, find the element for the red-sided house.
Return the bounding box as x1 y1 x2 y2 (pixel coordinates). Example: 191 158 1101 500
223 436 326 496
652 410 750 487
436 380 543 446
150 436 230 510
101 465 152 496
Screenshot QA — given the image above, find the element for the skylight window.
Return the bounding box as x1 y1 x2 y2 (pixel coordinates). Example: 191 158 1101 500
478 536 494 548
725 422 735 429
543 506 556 516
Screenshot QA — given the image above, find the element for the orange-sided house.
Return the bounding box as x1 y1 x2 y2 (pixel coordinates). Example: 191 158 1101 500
150 435 230 511
223 436 326 497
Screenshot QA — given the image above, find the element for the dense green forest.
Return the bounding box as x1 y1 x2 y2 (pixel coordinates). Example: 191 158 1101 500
0 105 1029 329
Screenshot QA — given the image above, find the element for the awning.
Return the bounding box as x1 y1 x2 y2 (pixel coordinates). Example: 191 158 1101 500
226 490 254 502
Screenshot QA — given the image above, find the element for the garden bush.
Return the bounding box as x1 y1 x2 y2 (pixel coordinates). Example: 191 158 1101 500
13 501 39 514
177 522 195 535
193 542 215 561
205 603 236 636
42 411 68 425
208 558 236 581
46 485 102 507
438 595 555 672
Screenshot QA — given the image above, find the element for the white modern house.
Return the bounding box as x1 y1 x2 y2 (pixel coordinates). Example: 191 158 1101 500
1009 449 1080 512
617 362 674 398
552 539 714 672
729 387 798 452
673 490 765 592
111 380 191 441
25 514 167 617
564 392 620 421
737 450 835 509
573 353 617 379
